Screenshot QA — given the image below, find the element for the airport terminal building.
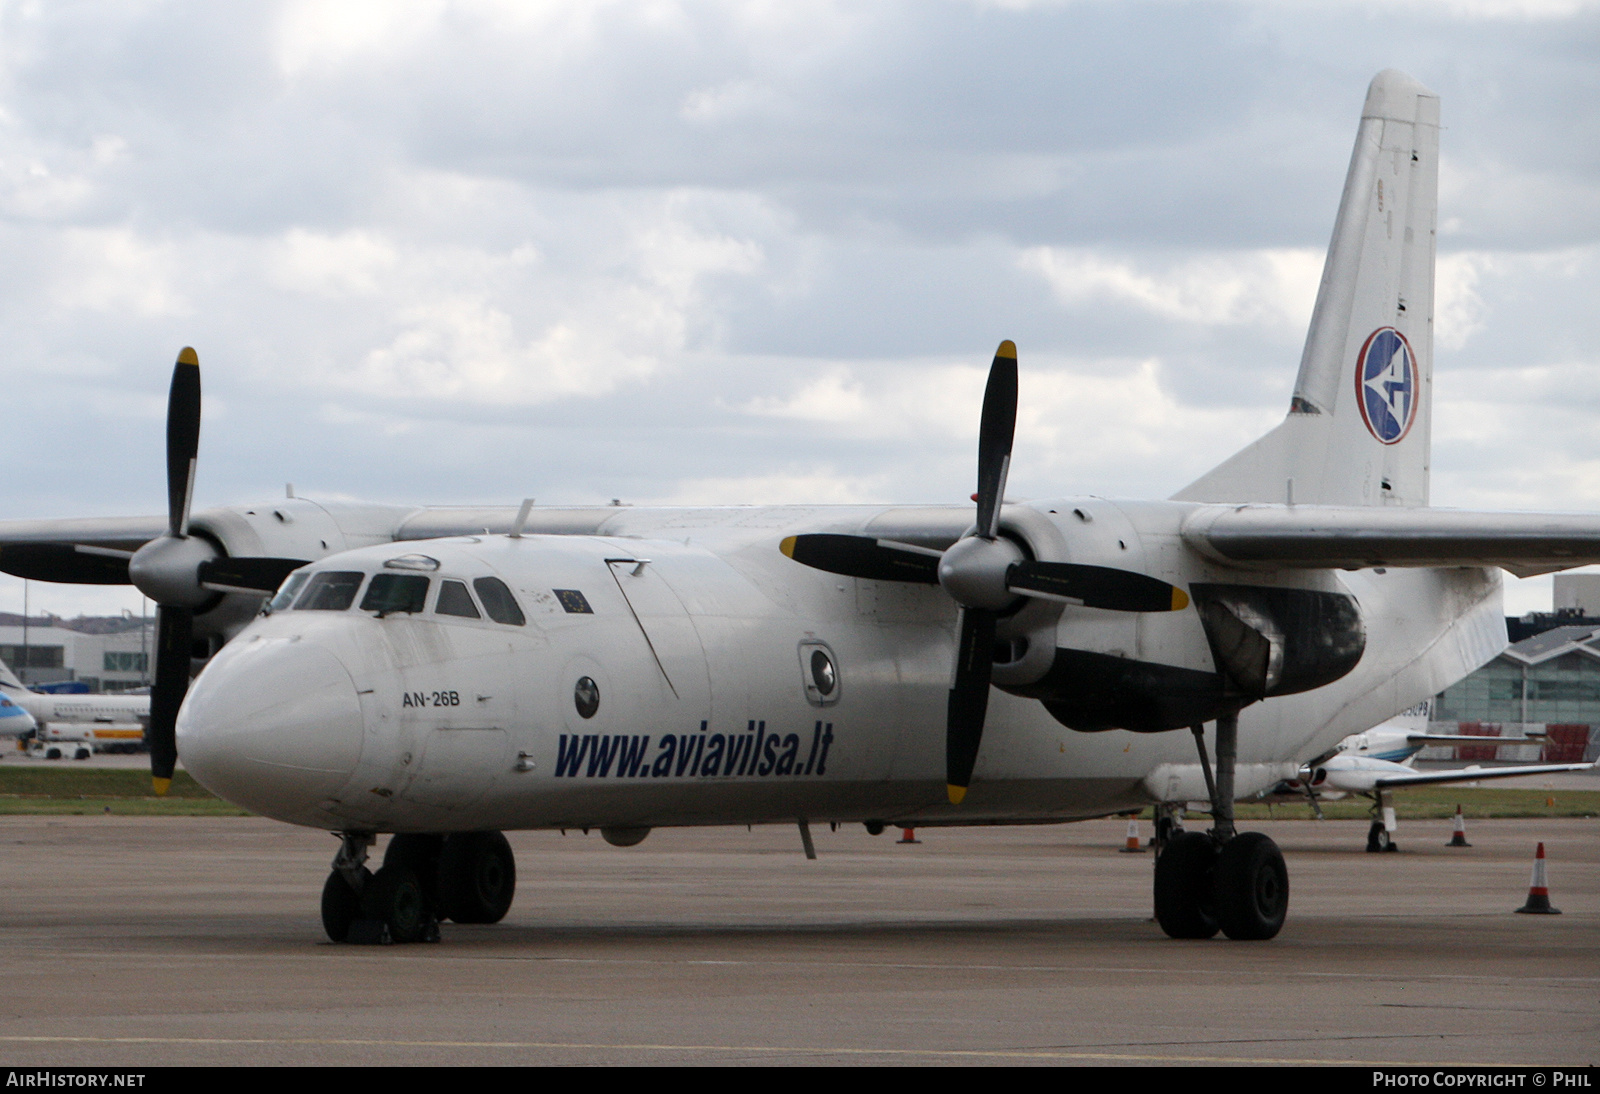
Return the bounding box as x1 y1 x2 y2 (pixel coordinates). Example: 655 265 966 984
0 612 153 692
1428 623 1600 764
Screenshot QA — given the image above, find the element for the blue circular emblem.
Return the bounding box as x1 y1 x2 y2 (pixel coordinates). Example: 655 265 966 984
1354 327 1416 445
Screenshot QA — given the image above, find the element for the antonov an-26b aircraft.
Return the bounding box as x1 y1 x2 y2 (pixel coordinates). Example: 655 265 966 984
4 71 1597 944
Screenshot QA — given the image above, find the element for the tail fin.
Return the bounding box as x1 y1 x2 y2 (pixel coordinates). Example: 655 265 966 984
0 658 26 692
1175 70 1439 507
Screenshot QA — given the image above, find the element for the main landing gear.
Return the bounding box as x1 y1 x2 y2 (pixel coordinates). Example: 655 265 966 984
1366 790 1399 852
321 830 517 943
1153 713 1289 941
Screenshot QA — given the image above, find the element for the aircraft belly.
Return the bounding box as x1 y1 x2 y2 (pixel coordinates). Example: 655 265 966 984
442 776 1149 831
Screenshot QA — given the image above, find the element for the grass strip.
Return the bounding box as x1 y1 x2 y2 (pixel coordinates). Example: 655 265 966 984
0 766 216 798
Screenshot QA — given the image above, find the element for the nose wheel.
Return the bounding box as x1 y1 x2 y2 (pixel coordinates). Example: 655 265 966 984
1154 713 1289 941
321 831 442 944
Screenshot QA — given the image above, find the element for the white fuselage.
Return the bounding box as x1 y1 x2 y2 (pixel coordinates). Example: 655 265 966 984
2 689 149 729
176 500 1507 834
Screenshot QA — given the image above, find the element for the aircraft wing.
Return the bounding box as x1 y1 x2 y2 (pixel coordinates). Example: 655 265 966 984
1372 762 1596 790
0 515 168 553
1183 505 1600 577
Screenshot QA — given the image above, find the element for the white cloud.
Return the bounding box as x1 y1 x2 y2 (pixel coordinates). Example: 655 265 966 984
266 229 399 298
55 228 190 318
1435 251 1489 351
1020 246 1323 332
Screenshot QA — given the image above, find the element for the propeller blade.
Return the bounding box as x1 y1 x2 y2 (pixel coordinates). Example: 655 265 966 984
974 341 1017 540
148 604 193 795
0 544 133 585
780 534 940 584
946 607 997 804
166 347 201 538
1006 560 1190 612
198 556 310 594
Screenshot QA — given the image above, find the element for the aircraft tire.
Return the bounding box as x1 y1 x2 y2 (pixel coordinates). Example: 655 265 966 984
1154 831 1219 939
1213 832 1288 941
1366 821 1391 853
439 831 516 924
384 834 445 917
320 867 369 943
363 864 428 944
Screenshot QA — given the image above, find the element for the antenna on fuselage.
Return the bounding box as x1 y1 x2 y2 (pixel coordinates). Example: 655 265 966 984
509 498 534 539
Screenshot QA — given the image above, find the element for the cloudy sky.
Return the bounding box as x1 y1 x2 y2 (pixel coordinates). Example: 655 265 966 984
2 0 1597 620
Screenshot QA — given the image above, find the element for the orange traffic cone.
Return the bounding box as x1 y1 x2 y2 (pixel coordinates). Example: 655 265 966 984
1119 817 1144 853
896 827 921 844
1446 805 1471 847
1515 843 1561 915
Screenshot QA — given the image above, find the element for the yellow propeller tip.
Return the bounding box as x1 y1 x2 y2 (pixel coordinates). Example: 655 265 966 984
1172 587 1190 611
152 777 171 797
176 347 198 366
995 340 1017 360
947 784 967 805
779 535 797 559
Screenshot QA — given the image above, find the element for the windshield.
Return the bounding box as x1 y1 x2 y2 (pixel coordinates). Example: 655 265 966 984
435 580 480 619
268 571 309 613
294 571 365 611
474 577 526 626
361 573 430 615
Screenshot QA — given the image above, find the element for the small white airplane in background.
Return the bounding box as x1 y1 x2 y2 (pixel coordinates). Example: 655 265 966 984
0 660 149 750
1274 705 1594 851
5 71 1600 946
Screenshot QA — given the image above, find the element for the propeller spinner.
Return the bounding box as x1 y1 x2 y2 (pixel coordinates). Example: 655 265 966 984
779 340 1190 804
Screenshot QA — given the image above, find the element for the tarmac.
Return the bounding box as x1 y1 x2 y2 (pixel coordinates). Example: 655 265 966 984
0 812 1595 1067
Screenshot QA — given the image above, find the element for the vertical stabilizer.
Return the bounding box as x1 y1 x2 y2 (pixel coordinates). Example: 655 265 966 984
1175 71 1439 507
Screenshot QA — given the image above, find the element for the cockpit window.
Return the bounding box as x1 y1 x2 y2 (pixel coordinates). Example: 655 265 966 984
474 577 526 626
435 580 481 619
361 573 430 616
268 571 309 613
294 571 365 611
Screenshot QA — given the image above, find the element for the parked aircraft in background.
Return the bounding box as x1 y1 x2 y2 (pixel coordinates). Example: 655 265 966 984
0 691 37 741
0 660 149 747
4 72 1600 945
1272 707 1593 850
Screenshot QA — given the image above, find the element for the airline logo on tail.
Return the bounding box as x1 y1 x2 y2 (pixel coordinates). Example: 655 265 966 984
1355 327 1416 444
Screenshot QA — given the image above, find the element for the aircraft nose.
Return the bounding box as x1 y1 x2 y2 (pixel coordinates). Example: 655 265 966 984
178 636 364 820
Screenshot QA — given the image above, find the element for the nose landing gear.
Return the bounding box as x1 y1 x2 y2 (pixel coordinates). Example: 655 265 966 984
320 830 517 943
1153 713 1290 941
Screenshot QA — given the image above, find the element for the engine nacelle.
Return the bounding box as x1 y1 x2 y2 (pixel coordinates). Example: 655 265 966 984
995 498 1366 733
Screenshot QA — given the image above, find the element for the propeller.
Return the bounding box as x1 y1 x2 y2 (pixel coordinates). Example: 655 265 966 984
0 350 313 792
119 349 309 794
127 347 207 795
941 340 1021 804
0 543 135 585
778 340 1191 805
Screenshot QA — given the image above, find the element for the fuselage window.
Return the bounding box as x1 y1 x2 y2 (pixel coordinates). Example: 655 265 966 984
294 571 366 611
435 579 481 619
474 577 526 626
268 571 309 613
361 573 430 616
